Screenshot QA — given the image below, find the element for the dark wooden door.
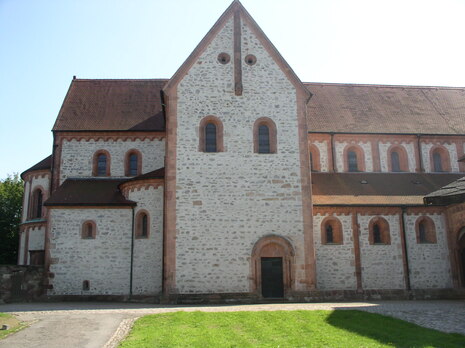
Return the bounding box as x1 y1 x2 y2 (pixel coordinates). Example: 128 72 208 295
261 257 284 298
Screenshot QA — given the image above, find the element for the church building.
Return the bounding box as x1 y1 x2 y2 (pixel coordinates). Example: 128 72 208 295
18 1 465 302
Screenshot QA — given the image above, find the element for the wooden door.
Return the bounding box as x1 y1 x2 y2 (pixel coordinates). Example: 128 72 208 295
261 257 284 298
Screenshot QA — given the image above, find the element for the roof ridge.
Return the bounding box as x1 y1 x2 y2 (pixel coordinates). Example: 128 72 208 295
304 82 465 90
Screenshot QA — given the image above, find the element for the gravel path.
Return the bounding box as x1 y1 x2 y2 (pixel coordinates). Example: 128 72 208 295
0 300 464 347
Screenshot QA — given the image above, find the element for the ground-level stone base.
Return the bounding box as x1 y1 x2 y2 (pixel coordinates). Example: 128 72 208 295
10 288 465 304
0 265 44 303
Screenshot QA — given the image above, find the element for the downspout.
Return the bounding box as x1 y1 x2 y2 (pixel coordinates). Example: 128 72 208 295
417 134 424 172
129 206 135 298
400 206 411 291
330 133 336 172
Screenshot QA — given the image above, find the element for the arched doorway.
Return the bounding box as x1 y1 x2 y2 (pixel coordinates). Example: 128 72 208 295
458 227 465 287
250 235 295 298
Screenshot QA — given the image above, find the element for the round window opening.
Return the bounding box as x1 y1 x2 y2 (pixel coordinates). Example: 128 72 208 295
245 54 257 66
217 53 230 64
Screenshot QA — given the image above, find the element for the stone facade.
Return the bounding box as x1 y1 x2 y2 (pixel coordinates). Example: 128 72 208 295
16 2 465 301
404 213 452 289
59 138 165 184
358 214 405 289
173 16 309 294
48 208 133 295
314 214 356 290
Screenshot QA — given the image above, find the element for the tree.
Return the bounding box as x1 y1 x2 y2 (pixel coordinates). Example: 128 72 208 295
0 174 23 264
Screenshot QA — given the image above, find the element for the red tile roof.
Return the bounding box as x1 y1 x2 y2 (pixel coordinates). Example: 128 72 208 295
312 172 464 205
44 179 136 207
21 155 52 179
305 83 465 134
52 79 465 135
53 79 167 132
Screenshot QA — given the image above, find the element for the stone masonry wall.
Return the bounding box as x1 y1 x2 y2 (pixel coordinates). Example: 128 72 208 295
404 213 452 288
49 208 133 295
379 142 416 172
311 141 329 172
174 16 308 294
0 265 44 303
313 214 356 290
335 141 373 172
59 139 165 184
28 226 45 251
421 142 459 172
358 214 405 289
129 186 164 295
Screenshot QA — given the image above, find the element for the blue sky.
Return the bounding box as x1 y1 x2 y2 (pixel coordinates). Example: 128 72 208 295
1 0 465 179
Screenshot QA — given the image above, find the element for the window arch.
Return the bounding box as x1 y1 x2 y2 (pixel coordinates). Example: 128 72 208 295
388 145 409 172
415 216 437 244
135 210 150 239
309 145 321 172
321 217 343 245
199 116 224 152
344 145 365 172
253 117 277 154
29 187 44 219
368 217 391 245
430 146 451 172
81 220 96 239
92 150 111 176
125 150 142 176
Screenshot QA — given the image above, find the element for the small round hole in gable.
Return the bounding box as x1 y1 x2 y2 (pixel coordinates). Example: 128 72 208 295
217 53 230 64
245 54 257 66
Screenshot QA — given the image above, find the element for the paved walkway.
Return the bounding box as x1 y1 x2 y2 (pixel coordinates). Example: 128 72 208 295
0 300 464 347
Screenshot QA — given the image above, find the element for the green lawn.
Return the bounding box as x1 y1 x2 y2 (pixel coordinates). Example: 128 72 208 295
0 313 26 340
119 310 465 348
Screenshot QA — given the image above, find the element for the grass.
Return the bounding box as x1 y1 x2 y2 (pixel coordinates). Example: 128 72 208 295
119 310 465 348
0 313 27 340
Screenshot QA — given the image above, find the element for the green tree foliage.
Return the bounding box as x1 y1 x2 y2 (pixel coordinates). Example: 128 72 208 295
0 174 23 264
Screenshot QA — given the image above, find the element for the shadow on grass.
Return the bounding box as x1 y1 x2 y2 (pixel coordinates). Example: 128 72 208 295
326 310 465 348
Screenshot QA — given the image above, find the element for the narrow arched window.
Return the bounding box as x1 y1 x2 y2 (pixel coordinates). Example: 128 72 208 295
321 217 343 245
373 224 382 243
258 125 270 154
129 153 138 175
97 154 107 176
81 221 96 239
391 151 401 172
136 211 150 239
419 221 427 243
82 280 90 291
30 189 43 219
416 216 437 244
433 151 443 172
205 123 217 152
310 152 315 171
253 118 277 154
326 224 334 243
348 151 358 172
125 150 141 176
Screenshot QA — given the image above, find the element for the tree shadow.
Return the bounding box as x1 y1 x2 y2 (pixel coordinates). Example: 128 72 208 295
326 309 465 348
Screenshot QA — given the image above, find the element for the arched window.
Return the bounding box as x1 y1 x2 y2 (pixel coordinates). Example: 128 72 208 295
326 224 334 243
415 216 437 244
430 146 451 173
388 145 409 172
369 217 391 245
391 152 401 172
135 211 150 239
258 125 270 154
81 221 96 239
348 151 358 172
253 118 277 154
93 150 111 176
321 217 343 245
125 150 142 176
199 116 224 153
82 280 90 291
30 188 43 219
205 123 217 152
309 145 321 172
